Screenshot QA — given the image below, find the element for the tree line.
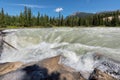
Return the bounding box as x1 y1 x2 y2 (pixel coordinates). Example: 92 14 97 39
0 7 120 28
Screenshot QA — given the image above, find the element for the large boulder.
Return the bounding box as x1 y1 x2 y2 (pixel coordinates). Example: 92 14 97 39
38 55 75 73
36 55 86 80
92 56 120 80
89 68 117 80
0 62 23 75
89 53 120 80
0 55 85 80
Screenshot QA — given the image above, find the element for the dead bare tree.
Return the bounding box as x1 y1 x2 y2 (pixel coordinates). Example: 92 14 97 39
0 29 18 57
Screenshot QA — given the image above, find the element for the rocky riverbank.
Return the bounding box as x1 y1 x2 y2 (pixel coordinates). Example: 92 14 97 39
0 55 119 80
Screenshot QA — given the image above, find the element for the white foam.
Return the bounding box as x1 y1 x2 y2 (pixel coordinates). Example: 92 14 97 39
1 28 120 77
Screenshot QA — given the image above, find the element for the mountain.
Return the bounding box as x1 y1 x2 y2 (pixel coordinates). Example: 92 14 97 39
68 10 120 19
69 12 94 18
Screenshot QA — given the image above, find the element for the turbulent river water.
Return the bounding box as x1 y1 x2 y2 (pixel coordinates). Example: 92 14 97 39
0 27 120 75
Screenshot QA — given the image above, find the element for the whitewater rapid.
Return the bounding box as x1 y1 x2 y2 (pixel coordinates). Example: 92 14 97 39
1 27 120 76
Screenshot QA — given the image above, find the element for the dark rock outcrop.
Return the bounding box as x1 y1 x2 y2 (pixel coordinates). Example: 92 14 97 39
89 68 117 80
88 53 120 80
0 31 4 56
94 58 120 79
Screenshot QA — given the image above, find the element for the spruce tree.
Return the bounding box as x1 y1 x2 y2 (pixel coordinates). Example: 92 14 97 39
37 12 40 26
0 8 5 27
24 6 28 27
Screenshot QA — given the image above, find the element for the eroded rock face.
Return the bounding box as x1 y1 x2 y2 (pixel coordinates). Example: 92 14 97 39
96 60 120 79
89 53 120 80
38 55 63 73
36 55 85 80
89 68 117 80
0 55 85 80
38 55 76 74
0 62 23 75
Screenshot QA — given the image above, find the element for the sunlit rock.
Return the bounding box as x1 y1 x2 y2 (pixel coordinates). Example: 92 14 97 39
0 62 23 75
38 55 75 73
0 55 85 80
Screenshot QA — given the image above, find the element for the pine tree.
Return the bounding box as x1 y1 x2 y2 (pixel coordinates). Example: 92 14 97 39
37 12 40 26
0 8 5 27
78 18 81 26
61 15 64 26
19 12 25 26
24 6 28 27
28 8 32 26
4 13 11 26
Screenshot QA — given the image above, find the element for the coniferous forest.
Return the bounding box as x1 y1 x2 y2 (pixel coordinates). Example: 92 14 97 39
0 7 120 28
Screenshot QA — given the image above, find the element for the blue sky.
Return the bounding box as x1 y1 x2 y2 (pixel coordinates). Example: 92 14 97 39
0 0 120 17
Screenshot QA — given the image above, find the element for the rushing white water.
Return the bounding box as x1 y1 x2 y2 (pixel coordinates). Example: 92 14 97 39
1 27 120 78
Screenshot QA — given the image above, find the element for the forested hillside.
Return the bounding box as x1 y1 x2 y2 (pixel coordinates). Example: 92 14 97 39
0 7 120 28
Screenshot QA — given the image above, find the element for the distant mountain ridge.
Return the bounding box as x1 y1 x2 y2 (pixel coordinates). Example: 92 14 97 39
69 10 120 18
69 12 94 18
96 10 120 14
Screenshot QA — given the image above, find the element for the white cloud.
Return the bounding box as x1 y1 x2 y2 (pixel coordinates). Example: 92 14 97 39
14 4 46 9
55 8 63 12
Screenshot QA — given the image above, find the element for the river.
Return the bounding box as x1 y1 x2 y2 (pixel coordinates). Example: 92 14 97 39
1 27 120 74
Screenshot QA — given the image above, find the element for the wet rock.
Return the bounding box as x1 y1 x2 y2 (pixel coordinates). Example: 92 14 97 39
0 55 86 80
95 58 120 79
0 70 26 80
39 55 75 73
89 68 117 80
38 55 63 73
38 55 85 80
35 55 86 80
0 62 23 75
59 72 75 80
0 32 4 56
79 71 90 79
72 72 86 80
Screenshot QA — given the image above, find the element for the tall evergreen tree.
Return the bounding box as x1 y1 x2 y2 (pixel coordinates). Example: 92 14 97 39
28 8 32 26
19 12 25 26
37 12 40 26
24 6 28 27
61 15 64 26
0 8 5 27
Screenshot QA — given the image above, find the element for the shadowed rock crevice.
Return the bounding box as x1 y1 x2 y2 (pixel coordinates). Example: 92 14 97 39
22 64 60 80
